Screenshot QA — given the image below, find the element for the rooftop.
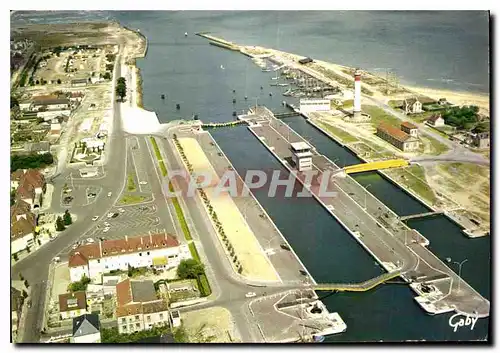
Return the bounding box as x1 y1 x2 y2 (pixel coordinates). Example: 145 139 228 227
290 141 312 151
68 233 180 267
377 123 414 143
72 313 100 337
59 291 87 312
401 121 418 130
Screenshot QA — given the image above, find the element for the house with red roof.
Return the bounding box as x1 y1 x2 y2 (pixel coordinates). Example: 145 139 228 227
68 233 191 283
10 169 46 209
11 199 36 254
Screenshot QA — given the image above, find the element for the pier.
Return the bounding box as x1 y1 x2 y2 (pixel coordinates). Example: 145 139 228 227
312 271 401 292
243 105 490 318
400 211 444 221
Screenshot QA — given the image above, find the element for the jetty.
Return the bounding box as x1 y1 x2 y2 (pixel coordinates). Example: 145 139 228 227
400 211 444 221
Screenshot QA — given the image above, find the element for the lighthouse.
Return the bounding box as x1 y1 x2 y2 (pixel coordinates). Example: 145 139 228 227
353 69 362 119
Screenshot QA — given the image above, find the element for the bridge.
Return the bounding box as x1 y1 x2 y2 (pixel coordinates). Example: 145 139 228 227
274 112 301 119
342 159 409 174
399 211 444 221
311 271 401 292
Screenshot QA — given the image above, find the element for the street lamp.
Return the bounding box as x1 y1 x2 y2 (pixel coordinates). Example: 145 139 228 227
364 184 372 210
453 259 468 292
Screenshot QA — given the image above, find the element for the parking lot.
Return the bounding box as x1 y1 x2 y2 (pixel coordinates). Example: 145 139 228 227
60 184 102 208
76 204 163 243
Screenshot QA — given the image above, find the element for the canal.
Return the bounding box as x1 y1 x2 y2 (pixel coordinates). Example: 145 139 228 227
11 11 491 342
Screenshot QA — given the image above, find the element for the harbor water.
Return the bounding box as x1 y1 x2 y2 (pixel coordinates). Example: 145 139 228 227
11 11 491 341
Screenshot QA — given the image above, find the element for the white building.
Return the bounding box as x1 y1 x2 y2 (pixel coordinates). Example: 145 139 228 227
290 141 313 172
426 114 445 127
82 137 105 150
68 233 191 283
404 98 423 114
299 98 331 113
37 109 71 120
71 314 101 343
170 310 181 328
116 279 170 334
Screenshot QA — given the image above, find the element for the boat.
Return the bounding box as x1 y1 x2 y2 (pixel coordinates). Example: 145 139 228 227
271 77 278 80
176 103 180 110
232 98 236 104
269 92 273 96
270 83 278 87
313 335 325 343
161 94 165 99
278 83 289 87
262 69 271 72
220 65 225 70
184 32 188 37
244 96 248 100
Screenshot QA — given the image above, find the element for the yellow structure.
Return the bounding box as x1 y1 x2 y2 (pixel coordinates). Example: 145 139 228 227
343 159 409 174
313 271 401 292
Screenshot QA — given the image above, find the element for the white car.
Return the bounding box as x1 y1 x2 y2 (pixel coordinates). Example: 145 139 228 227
92 216 99 221
104 222 110 227
107 212 114 218
53 256 61 262
139 181 148 185
118 208 125 213
86 238 95 244
107 192 112 197
103 227 110 233
245 292 257 298
72 244 79 250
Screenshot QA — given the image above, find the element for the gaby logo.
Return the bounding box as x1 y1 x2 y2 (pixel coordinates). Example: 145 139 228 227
163 169 339 199
448 313 478 333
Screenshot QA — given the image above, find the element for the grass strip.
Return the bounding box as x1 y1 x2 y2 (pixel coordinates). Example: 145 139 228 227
188 242 200 262
127 173 136 192
197 273 211 297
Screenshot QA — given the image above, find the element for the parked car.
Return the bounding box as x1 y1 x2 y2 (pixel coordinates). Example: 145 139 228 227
111 213 119 218
280 243 291 251
104 222 110 227
72 244 79 250
107 213 114 218
92 216 99 221
103 227 110 233
139 181 147 185
86 238 95 244
245 292 257 298
53 256 60 262
107 192 112 197
118 208 125 213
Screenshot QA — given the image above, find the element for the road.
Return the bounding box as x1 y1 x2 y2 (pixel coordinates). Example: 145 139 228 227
13 50 128 343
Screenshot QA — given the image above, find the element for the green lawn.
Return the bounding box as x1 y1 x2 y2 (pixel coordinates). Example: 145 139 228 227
316 121 358 144
127 174 136 192
172 194 192 241
188 242 201 262
391 166 437 205
150 136 162 161
197 273 211 297
422 136 450 155
119 194 147 205
363 105 402 127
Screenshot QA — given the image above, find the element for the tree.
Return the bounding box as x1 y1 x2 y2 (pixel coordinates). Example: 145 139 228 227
13 253 18 261
57 78 61 84
116 83 127 101
177 259 205 279
472 121 490 133
106 63 114 71
63 210 73 225
10 96 19 109
26 246 31 253
22 290 28 299
56 216 66 231
19 273 24 281
103 72 111 80
35 80 40 85
24 279 29 288
68 275 91 292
